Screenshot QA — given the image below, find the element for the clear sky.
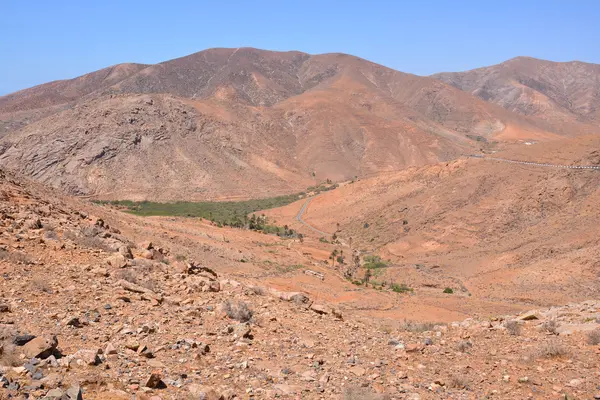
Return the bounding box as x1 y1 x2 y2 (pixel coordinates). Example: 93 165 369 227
1 0 599 95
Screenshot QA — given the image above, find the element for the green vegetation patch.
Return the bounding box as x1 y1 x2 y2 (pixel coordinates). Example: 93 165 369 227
392 283 413 293
95 193 303 224
363 255 387 270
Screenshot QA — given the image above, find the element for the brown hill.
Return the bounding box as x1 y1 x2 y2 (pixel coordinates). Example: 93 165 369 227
265 135 600 307
433 57 600 133
0 49 563 200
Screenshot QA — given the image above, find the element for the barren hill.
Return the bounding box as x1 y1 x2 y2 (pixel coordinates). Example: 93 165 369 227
265 135 600 307
0 49 566 200
433 57 600 133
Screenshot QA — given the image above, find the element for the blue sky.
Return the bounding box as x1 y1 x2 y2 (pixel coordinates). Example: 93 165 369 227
1 0 599 95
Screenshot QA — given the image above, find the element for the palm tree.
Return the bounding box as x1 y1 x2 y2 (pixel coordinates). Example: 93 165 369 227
330 249 339 268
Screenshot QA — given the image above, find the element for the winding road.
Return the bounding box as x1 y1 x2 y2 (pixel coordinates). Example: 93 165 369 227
469 155 600 170
296 196 331 236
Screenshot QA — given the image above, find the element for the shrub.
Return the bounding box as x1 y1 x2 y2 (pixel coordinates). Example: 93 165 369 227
542 320 559 334
456 340 473 353
586 329 600 345
0 249 32 265
31 276 52 293
391 283 413 293
449 375 469 389
343 386 389 400
505 320 522 336
536 341 569 359
443 287 454 294
363 255 387 270
400 320 437 333
223 300 253 322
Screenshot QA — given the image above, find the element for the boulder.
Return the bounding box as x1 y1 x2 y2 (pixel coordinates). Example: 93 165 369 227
22 335 58 359
106 253 127 268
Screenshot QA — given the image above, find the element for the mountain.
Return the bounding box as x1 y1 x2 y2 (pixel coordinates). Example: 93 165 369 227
433 57 600 132
0 49 581 200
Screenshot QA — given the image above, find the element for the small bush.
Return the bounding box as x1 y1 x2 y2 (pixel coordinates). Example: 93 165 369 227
456 340 473 353
536 341 569 359
586 329 600 345
31 276 52 293
343 386 389 400
391 283 413 293
505 320 522 336
363 255 387 270
223 300 253 322
443 287 454 294
248 286 266 296
449 375 469 389
400 320 437 333
542 320 559 334
0 249 32 265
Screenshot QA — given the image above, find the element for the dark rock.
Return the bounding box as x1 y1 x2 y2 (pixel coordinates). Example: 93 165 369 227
14 334 36 346
144 370 166 389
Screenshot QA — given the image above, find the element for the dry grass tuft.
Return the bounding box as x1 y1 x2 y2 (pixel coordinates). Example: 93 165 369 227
222 300 253 322
399 320 438 333
449 375 470 389
505 320 522 336
586 329 600 345
456 340 473 353
343 386 390 400
31 275 52 293
541 319 559 334
535 340 570 359
0 249 32 265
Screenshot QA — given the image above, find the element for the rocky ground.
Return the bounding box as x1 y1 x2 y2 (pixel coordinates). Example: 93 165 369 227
1 169 600 400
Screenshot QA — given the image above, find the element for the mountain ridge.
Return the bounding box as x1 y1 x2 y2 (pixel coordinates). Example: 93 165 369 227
0 48 598 200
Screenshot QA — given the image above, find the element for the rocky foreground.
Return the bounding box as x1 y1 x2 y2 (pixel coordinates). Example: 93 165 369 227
0 169 600 400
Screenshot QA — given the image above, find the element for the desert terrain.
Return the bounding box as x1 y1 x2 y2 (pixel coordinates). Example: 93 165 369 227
0 48 599 399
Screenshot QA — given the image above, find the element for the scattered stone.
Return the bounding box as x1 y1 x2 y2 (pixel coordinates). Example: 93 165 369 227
22 335 58 359
310 303 329 315
72 349 100 365
144 370 165 389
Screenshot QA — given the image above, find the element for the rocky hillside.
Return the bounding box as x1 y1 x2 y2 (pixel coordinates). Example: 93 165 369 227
1 166 600 399
264 135 600 308
433 57 600 133
0 49 566 200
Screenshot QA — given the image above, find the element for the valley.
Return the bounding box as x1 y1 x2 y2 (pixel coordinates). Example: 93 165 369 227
0 47 599 399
